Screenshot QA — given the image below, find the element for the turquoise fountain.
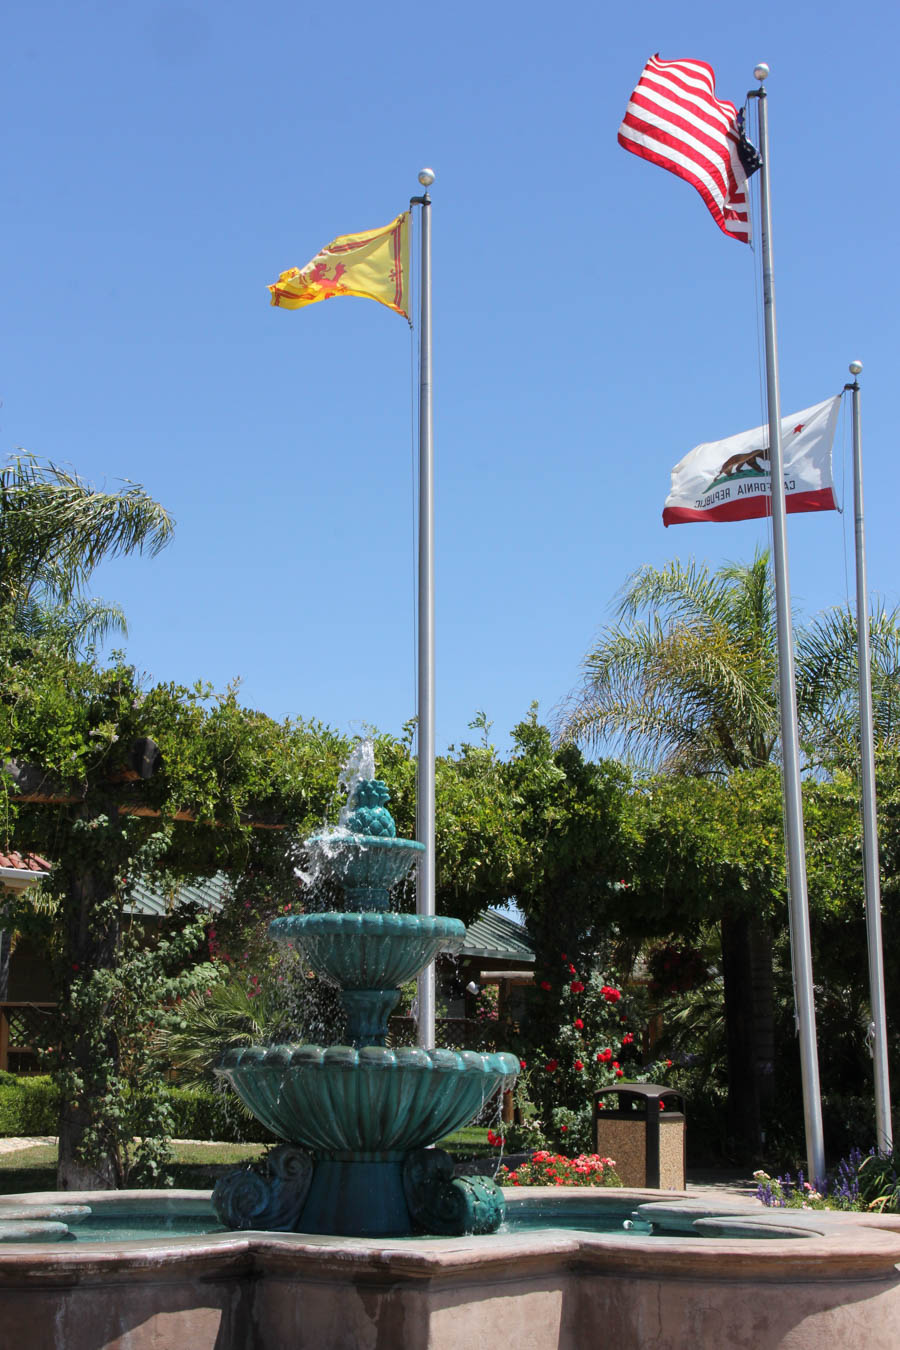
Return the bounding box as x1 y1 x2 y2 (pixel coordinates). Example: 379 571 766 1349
211 771 519 1238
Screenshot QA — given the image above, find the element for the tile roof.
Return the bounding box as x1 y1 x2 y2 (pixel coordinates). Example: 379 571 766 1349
460 908 535 963
124 873 232 918
0 851 51 872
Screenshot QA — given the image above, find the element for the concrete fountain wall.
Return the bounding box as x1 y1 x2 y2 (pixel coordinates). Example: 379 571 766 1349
1 1187 900 1349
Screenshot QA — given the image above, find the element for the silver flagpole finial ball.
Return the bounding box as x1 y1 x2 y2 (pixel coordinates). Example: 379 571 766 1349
849 360 863 376
418 167 435 187
754 63 770 81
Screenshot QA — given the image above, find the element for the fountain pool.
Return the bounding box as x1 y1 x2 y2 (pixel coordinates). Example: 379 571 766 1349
0 1187 899 1348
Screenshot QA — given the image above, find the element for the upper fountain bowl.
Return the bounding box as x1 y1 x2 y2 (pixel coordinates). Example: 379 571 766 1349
305 777 424 911
305 833 425 911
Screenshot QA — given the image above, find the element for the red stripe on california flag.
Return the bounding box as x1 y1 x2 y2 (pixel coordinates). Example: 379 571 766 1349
663 488 837 527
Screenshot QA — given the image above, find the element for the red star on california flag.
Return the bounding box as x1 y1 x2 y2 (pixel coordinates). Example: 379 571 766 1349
792 423 804 434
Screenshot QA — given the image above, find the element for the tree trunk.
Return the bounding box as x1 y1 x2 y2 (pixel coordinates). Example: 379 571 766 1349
0 930 9 1002
720 907 774 1163
56 845 122 1191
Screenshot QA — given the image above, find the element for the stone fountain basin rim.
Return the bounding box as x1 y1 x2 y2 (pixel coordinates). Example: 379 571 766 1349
0 1189 899 1271
214 1045 521 1074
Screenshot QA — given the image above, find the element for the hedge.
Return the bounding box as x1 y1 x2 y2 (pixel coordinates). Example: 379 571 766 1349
0 1074 274 1144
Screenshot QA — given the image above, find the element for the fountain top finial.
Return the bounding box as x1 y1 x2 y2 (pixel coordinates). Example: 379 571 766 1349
345 778 397 838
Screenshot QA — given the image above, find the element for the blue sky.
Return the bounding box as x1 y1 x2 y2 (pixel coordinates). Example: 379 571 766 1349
4 0 898 756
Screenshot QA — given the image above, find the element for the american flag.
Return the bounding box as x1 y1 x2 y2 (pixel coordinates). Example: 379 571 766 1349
618 55 760 244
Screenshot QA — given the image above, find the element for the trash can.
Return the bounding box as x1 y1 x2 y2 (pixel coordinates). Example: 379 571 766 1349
592 1083 685 1190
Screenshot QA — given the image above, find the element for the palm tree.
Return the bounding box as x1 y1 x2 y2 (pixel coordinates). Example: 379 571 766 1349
0 452 174 650
556 551 900 1160
557 550 900 774
556 552 778 775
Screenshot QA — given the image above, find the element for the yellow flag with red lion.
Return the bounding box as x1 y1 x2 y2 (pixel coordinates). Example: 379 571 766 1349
269 213 409 319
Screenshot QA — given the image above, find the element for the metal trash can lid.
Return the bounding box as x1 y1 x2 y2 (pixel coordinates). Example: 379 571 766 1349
593 1082 685 1115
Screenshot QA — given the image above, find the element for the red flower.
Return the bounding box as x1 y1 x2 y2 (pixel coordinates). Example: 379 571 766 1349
540 981 552 992
71 963 80 972
659 1101 666 1111
573 1018 584 1030
665 1059 673 1067
612 1061 620 1069
597 1047 612 1062
560 1124 568 1132
615 1068 624 1077
560 953 567 961
621 1033 634 1045
519 1059 527 1070
545 1059 558 1073
567 963 577 975
574 1060 584 1071
570 981 585 994
601 985 622 1003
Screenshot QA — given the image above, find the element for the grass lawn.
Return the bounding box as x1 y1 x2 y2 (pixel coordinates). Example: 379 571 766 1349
0 1129 493 1193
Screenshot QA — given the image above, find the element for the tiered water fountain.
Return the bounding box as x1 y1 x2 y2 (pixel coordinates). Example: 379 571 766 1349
211 762 519 1238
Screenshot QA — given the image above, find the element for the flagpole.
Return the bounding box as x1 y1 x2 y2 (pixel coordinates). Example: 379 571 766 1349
412 168 436 1051
750 65 825 1182
846 360 893 1152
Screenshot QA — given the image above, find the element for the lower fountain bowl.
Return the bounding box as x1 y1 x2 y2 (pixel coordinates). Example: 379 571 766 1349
214 1044 520 1153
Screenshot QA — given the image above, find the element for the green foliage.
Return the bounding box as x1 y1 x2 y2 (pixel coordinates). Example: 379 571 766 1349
857 1150 900 1213
514 960 671 1155
0 453 174 651
53 913 220 1187
165 1085 275 1144
0 1074 59 1136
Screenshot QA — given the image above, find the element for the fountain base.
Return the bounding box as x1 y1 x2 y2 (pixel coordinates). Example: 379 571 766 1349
212 1146 506 1238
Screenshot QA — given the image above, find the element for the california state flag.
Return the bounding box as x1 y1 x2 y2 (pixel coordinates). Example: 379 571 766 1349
663 396 841 526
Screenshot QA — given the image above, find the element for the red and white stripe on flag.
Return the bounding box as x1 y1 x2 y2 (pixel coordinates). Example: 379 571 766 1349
663 397 842 527
619 54 752 243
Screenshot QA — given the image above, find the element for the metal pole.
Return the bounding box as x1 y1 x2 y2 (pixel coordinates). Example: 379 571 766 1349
847 362 893 1151
751 66 825 1181
412 170 436 1050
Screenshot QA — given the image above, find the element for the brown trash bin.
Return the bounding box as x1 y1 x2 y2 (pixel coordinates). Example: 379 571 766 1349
592 1083 685 1190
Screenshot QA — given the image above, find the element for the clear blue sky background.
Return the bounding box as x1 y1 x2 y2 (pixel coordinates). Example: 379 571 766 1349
4 0 898 756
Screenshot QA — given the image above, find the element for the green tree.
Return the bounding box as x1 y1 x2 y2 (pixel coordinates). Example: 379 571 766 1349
557 552 900 1160
0 452 173 649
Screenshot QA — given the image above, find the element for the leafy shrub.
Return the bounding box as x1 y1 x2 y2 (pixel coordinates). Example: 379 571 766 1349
0 1075 276 1145
754 1149 867 1210
0 1074 59 1135
857 1150 900 1213
166 1085 275 1145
